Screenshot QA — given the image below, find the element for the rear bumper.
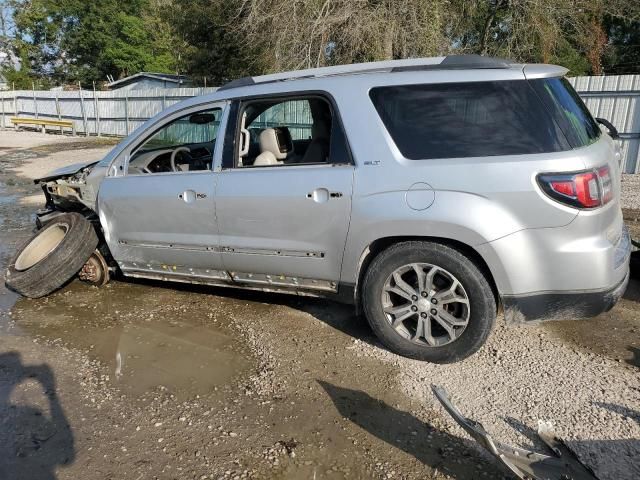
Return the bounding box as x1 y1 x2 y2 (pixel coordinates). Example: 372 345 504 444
502 266 630 324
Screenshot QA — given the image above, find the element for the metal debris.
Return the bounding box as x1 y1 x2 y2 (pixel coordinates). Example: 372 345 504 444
431 385 600 480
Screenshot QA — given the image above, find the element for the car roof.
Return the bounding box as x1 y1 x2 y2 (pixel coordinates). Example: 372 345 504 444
218 55 567 92
157 55 568 118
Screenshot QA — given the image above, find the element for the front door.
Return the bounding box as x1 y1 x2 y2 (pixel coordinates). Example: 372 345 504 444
98 104 227 280
215 95 354 290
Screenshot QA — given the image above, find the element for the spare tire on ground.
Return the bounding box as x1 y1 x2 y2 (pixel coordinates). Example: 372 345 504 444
6 212 99 298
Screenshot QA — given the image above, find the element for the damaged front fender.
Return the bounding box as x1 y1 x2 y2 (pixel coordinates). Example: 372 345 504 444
35 162 107 212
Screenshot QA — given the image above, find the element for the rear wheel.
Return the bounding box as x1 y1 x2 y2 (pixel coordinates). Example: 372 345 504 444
362 241 496 363
6 212 99 298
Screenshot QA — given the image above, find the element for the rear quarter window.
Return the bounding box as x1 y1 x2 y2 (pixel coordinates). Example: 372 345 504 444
529 78 601 148
369 81 570 160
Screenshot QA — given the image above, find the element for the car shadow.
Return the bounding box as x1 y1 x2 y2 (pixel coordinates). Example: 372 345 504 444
626 346 640 368
0 352 75 480
317 380 506 479
593 402 640 426
622 278 640 302
502 416 544 450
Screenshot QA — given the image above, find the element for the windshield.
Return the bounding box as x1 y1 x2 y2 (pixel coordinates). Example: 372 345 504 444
138 109 222 153
530 78 601 148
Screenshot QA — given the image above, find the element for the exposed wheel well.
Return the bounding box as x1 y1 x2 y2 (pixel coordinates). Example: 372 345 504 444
354 236 500 313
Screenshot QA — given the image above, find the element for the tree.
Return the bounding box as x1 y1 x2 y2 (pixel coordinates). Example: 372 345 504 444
603 15 640 74
4 0 640 87
236 0 450 73
447 0 640 75
8 0 181 85
160 0 253 84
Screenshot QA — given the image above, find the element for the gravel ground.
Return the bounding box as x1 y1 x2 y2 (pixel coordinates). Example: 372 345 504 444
354 320 640 479
0 131 639 479
621 174 640 211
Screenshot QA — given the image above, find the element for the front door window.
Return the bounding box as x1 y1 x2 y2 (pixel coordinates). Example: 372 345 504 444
128 108 222 175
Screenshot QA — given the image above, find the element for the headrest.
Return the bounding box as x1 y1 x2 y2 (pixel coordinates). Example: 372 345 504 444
259 127 292 160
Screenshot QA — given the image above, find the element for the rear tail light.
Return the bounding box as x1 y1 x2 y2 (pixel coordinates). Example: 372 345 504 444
598 166 613 204
537 166 613 209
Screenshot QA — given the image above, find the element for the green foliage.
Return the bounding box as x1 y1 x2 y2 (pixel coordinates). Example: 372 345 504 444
550 40 591 77
9 0 179 85
603 16 640 74
103 13 175 78
2 65 33 89
162 0 254 84
3 0 640 87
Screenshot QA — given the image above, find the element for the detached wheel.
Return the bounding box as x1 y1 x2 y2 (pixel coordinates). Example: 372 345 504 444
6 213 99 298
362 241 496 363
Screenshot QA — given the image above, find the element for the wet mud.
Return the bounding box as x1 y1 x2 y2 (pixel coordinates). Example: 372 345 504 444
9 281 253 401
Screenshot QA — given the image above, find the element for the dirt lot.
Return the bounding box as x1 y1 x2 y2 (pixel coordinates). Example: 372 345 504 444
0 131 638 480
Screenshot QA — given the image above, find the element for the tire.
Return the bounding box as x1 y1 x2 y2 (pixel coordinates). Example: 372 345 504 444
6 212 99 298
362 241 496 363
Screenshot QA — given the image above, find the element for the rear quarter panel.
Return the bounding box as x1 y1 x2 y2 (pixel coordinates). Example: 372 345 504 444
329 75 585 286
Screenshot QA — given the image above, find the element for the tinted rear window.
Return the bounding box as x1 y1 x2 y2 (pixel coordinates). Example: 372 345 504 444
530 78 600 148
369 81 570 160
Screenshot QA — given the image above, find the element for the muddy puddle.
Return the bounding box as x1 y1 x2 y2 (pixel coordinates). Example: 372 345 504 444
0 156 255 403
5 280 255 401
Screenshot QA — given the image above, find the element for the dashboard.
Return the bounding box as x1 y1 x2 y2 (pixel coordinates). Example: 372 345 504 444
128 143 214 174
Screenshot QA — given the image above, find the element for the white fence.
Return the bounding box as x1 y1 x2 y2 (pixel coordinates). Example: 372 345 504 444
568 75 640 174
0 87 218 137
1 75 640 173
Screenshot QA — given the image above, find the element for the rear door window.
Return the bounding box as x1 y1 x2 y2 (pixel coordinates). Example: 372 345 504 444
529 78 601 148
369 81 570 160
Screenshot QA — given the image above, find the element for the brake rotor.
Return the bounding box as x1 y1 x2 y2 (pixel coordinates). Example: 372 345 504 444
78 250 110 287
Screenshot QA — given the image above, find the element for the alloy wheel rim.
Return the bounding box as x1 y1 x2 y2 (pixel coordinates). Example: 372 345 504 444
14 223 68 271
381 263 470 347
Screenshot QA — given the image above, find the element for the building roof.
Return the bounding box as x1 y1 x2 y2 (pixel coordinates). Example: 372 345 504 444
107 72 191 89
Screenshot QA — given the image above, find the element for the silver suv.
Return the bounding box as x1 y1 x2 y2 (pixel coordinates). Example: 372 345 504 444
6 55 631 363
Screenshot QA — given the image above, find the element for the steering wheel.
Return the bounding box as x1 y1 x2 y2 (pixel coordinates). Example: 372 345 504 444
170 147 192 172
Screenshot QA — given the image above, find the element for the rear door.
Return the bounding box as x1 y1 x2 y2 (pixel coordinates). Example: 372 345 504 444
215 95 354 290
98 103 228 279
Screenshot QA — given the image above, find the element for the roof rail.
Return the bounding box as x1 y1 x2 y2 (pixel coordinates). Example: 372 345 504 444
218 55 513 91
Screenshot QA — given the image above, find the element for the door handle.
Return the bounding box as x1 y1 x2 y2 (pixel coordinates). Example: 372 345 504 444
306 188 342 203
179 190 199 204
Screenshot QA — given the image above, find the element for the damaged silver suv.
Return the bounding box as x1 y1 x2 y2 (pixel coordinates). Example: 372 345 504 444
6 55 631 363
